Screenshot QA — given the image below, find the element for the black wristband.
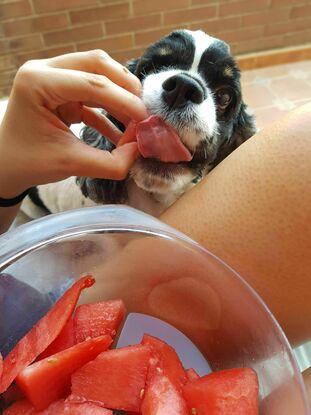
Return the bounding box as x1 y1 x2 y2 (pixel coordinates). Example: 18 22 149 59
0 188 30 207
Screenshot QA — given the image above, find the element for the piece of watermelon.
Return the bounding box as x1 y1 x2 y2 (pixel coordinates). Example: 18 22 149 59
74 300 126 343
71 345 150 412
186 369 200 382
0 276 95 393
141 364 188 415
40 399 112 414
3 399 35 415
16 335 112 411
136 116 192 163
0 276 95 394
141 335 187 392
38 318 75 361
183 368 259 415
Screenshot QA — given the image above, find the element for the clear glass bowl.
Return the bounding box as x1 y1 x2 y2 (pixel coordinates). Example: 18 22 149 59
0 206 309 414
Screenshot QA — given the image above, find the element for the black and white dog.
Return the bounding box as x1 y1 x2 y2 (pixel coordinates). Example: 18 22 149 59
23 29 256 219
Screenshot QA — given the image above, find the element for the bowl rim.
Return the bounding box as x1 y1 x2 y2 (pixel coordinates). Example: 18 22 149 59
0 205 309 412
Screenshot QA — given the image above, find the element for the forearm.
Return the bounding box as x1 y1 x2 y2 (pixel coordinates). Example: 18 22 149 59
161 103 311 347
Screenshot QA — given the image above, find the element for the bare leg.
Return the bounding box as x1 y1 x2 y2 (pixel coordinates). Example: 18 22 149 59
162 103 311 347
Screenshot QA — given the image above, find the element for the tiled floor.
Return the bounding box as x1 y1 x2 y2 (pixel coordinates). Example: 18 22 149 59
241 60 311 129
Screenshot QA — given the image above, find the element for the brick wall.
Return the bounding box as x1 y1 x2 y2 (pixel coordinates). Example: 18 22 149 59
1 0 311 97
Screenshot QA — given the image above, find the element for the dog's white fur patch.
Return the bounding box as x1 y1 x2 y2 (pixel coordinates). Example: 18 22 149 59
38 177 96 214
186 30 216 72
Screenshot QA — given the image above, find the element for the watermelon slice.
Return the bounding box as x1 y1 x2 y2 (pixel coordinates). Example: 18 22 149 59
136 116 192 163
183 368 259 415
3 399 35 415
186 368 200 382
74 300 126 343
71 345 151 412
142 335 187 392
40 399 112 414
16 336 112 411
0 276 95 393
141 364 188 415
38 318 75 361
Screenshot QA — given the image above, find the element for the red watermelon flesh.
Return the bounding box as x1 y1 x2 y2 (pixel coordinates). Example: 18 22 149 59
40 399 112 414
0 276 95 393
74 300 126 343
183 368 259 415
71 345 150 412
141 365 188 415
186 368 200 382
38 318 75 361
16 335 112 411
141 335 187 392
136 116 192 163
3 399 35 415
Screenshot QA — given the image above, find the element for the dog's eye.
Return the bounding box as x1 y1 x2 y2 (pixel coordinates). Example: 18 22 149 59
215 88 232 109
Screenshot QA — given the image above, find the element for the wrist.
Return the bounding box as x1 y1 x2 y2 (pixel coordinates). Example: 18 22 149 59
0 165 29 199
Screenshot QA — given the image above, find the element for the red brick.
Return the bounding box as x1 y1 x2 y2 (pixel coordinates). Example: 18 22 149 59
0 55 15 72
271 0 310 6
99 0 129 2
285 30 311 46
0 0 31 20
265 18 311 36
44 24 103 47
133 0 189 15
236 36 285 55
15 45 76 66
291 4 311 18
33 0 97 13
70 3 129 24
77 34 133 53
106 14 161 35
0 34 43 54
135 26 182 47
241 8 290 28
189 16 241 35
218 26 264 44
110 47 147 64
164 5 217 25
4 14 69 37
220 0 269 17
192 0 230 3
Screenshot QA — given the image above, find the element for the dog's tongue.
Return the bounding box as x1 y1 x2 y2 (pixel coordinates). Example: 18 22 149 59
136 116 192 163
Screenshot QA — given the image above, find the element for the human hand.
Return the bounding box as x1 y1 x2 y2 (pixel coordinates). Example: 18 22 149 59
0 50 148 199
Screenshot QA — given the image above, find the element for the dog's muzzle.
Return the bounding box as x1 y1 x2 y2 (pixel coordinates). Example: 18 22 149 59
162 74 205 109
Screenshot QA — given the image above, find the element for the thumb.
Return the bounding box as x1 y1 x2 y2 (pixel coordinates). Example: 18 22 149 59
66 141 140 180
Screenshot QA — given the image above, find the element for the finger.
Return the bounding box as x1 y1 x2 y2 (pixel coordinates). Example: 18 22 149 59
82 106 123 145
47 50 141 97
65 140 139 180
102 105 130 127
36 67 148 122
117 120 138 147
73 102 130 126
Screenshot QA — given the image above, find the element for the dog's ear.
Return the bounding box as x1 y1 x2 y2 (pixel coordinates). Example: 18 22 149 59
77 127 128 204
214 102 257 166
232 102 257 147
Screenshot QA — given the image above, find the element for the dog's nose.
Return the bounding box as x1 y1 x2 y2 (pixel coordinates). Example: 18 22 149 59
162 74 205 109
